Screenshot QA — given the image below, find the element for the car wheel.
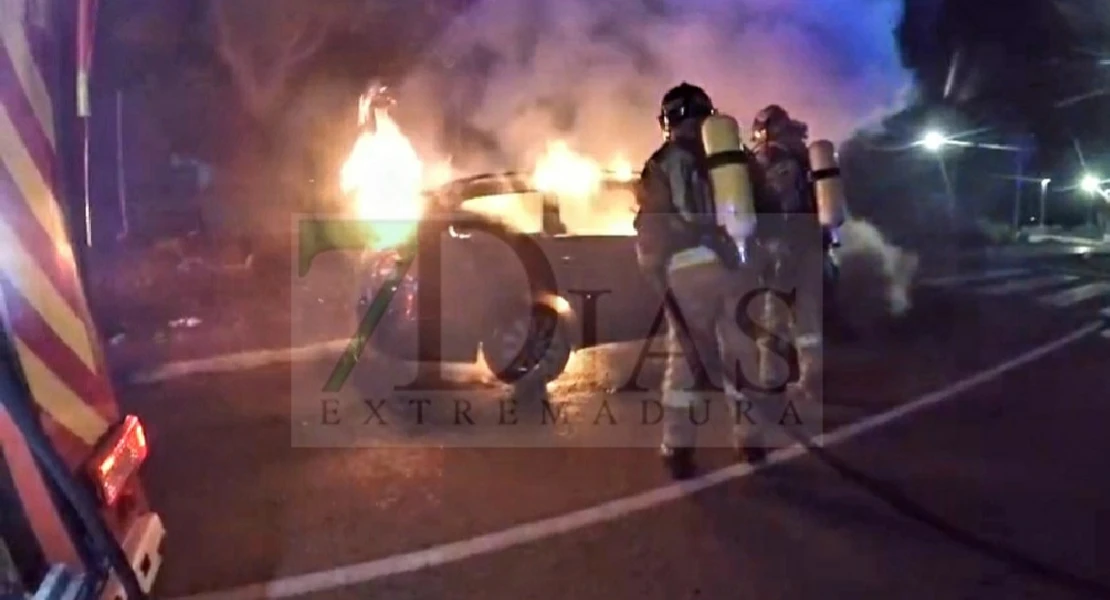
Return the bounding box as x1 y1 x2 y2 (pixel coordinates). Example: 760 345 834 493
481 306 572 385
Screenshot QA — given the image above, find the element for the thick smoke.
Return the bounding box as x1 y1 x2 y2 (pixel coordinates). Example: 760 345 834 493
391 0 919 328
393 0 908 171
835 219 920 334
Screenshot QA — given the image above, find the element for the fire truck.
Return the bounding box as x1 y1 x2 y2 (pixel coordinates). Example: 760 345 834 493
1 0 164 598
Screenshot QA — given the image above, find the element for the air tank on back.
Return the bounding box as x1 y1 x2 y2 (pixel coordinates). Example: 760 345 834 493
807 139 848 227
701 113 756 242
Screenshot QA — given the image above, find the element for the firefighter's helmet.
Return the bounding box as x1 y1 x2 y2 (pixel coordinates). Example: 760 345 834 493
658 82 716 133
752 104 807 144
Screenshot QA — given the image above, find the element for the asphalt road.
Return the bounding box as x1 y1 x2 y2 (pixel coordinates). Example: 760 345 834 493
115 252 1110 599
309 334 1110 600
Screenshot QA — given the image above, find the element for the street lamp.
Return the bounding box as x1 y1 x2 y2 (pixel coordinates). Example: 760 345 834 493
918 130 954 223
1077 174 1109 234
1039 178 1050 226
1080 173 1100 194
921 130 947 152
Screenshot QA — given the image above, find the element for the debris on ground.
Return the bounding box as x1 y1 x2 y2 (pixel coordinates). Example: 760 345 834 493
168 317 203 329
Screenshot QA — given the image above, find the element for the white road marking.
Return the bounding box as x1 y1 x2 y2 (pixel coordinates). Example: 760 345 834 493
974 274 1078 295
1038 282 1110 308
129 340 349 384
129 340 535 385
169 321 1103 600
1099 308 1110 339
917 268 1029 287
131 339 658 385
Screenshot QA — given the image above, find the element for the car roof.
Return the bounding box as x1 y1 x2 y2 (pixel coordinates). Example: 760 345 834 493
430 170 641 206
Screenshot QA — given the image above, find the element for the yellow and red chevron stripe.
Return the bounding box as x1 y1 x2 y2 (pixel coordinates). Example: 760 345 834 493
0 8 116 453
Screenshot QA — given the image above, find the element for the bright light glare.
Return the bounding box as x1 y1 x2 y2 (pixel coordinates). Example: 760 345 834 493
921 130 946 152
1080 174 1100 193
533 140 602 198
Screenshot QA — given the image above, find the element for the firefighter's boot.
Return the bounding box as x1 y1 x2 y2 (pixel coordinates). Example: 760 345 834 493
659 443 696 480
660 407 697 479
726 382 768 465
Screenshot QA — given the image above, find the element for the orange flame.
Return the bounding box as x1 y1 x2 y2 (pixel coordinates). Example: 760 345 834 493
339 94 453 248
530 141 637 236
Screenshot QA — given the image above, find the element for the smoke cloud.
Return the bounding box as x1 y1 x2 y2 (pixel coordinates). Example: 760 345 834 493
835 219 920 334
388 0 921 328
393 0 909 172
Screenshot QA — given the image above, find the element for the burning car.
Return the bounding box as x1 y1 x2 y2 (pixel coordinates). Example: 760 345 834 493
338 87 656 384
338 87 840 385
355 163 660 385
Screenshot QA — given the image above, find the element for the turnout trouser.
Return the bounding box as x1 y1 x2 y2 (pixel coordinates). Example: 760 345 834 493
658 257 764 449
751 238 825 401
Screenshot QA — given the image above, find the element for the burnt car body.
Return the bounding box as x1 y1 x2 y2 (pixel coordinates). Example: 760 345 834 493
356 171 841 384
356 171 662 384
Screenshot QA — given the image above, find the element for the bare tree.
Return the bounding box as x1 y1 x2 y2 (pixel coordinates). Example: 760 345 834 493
208 0 367 120
208 0 458 121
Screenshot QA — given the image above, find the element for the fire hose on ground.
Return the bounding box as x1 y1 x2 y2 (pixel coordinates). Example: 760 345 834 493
662 288 1110 599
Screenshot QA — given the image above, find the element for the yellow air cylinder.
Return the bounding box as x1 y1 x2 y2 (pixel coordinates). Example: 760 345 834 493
701 113 756 240
808 139 848 227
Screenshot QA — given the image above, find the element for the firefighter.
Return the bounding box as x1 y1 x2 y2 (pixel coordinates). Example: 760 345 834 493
634 83 764 479
748 104 826 404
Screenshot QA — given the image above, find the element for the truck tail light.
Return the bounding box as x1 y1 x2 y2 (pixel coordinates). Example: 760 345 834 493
86 415 148 506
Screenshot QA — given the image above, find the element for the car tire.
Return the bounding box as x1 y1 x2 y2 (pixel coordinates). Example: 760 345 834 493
481 305 572 386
